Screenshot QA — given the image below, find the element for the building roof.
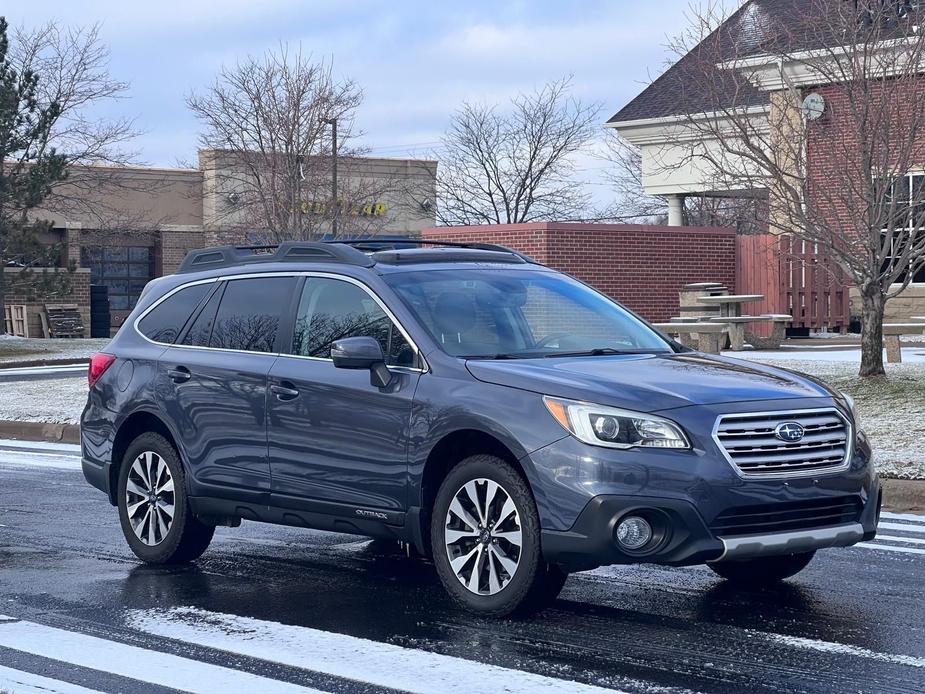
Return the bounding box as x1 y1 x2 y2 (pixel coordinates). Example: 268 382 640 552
607 0 924 124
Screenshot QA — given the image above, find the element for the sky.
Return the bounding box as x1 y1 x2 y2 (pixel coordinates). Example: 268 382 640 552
1 0 734 204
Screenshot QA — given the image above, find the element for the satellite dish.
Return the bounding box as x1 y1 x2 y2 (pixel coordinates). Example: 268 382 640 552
801 92 825 121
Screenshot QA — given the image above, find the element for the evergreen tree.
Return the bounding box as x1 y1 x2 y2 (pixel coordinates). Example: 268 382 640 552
0 16 69 335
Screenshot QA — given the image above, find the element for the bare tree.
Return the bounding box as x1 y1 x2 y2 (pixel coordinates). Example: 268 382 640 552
188 47 398 241
436 77 601 225
9 21 149 226
655 0 925 376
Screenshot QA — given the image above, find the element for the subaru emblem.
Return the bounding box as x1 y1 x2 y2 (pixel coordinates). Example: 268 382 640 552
774 422 805 443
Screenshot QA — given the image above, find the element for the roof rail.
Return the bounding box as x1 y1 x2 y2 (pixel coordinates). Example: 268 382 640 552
177 241 375 274
330 238 537 264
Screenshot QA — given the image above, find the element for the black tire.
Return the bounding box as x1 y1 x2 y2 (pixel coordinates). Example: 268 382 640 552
431 454 567 617
117 432 214 564
709 551 815 585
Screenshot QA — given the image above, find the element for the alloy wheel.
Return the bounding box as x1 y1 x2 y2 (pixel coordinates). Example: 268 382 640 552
124 451 175 546
444 478 522 595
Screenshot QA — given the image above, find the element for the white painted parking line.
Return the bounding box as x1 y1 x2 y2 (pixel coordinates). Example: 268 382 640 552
127 606 624 694
0 619 321 694
0 665 105 694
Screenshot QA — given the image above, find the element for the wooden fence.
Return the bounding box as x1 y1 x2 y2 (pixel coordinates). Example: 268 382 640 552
736 234 851 335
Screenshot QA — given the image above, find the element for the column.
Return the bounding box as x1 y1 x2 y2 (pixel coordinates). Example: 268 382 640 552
665 194 685 227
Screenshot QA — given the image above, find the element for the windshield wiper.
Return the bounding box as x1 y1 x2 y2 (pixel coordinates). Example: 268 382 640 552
461 353 531 360
544 348 666 358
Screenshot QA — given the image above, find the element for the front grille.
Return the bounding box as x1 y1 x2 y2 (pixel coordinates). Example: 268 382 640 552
711 496 863 537
714 409 851 478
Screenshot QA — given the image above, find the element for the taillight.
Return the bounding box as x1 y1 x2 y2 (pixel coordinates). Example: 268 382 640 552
88 353 117 388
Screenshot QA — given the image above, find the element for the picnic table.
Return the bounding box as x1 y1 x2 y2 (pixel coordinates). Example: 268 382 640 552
654 321 729 354
695 294 766 318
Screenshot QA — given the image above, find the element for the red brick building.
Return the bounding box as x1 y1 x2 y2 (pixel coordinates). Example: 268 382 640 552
424 223 736 323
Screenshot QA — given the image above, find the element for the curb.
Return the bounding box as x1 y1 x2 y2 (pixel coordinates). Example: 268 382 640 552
881 478 925 514
0 420 80 445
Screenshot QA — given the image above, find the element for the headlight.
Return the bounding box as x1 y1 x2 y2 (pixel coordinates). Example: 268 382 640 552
543 396 690 450
841 391 860 425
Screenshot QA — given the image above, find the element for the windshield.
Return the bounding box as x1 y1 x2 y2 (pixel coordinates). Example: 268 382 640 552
385 269 674 359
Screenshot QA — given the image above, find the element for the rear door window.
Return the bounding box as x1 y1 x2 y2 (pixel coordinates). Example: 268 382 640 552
137 283 211 344
208 277 295 353
180 284 224 347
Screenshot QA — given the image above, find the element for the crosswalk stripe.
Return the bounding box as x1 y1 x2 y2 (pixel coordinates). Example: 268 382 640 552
880 511 925 524
877 521 925 534
127 606 623 694
856 542 925 555
0 619 322 694
0 665 105 694
873 534 925 546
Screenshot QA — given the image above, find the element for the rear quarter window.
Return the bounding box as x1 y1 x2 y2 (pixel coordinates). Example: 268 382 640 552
137 283 212 344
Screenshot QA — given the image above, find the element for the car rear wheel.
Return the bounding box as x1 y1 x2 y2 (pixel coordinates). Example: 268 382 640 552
709 551 815 585
431 454 567 617
117 432 214 564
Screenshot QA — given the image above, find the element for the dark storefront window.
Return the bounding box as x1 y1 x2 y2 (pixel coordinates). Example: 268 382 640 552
81 246 155 310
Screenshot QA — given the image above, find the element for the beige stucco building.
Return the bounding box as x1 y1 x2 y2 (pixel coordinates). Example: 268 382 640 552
7 151 436 335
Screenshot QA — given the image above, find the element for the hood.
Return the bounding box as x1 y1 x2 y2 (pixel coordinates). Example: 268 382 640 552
465 353 833 412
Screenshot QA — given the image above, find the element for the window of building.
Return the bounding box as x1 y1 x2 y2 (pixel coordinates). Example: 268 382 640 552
137 283 212 344
81 246 155 310
208 277 295 353
291 278 415 367
879 173 925 284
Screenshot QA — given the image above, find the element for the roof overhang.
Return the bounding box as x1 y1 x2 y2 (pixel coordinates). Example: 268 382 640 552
606 106 770 146
719 37 925 91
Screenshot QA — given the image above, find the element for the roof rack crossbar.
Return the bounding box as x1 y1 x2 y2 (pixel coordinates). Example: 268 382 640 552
329 238 537 264
177 241 374 274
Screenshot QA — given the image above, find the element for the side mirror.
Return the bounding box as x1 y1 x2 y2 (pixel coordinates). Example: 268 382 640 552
331 336 392 388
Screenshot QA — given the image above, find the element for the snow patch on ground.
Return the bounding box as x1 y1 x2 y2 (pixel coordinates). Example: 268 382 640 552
0 378 86 424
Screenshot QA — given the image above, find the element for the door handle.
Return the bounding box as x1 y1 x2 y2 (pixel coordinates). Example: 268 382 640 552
270 383 300 401
167 366 191 383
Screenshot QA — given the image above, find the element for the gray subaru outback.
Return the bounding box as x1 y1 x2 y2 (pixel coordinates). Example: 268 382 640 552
81 240 880 616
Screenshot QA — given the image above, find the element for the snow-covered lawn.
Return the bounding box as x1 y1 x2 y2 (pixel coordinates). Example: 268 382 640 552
0 336 110 364
0 377 87 424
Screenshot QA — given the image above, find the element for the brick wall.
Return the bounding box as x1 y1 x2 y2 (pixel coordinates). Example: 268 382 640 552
159 228 208 275
423 223 737 322
3 267 91 337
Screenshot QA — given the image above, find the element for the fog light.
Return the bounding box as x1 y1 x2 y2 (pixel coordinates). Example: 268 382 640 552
616 516 652 550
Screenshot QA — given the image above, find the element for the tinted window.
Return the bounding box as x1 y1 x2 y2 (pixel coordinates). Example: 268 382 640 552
137 283 210 344
209 277 294 353
180 284 223 347
292 278 415 367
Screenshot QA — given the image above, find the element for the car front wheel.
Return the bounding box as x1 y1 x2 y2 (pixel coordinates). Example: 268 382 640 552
117 432 214 564
431 454 567 617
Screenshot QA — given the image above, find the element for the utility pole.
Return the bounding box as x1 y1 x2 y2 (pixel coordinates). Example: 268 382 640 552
323 117 338 236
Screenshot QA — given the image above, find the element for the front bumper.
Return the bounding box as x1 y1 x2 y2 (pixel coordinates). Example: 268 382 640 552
541 477 881 572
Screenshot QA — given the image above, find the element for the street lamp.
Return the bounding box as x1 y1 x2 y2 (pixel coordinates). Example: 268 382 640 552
322 117 338 236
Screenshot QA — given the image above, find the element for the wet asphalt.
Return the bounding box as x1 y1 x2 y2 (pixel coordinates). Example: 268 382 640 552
2 461 925 694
